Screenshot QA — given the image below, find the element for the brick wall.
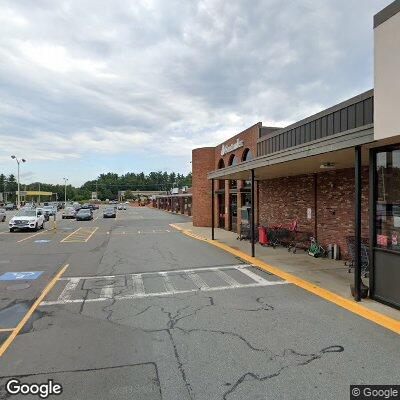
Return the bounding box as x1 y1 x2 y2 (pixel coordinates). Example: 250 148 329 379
258 167 369 258
192 147 215 227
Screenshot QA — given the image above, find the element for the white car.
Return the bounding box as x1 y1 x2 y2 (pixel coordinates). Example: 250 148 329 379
117 204 126 210
9 209 45 232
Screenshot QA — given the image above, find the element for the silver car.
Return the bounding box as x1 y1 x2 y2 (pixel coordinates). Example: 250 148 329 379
0 208 6 222
62 207 76 219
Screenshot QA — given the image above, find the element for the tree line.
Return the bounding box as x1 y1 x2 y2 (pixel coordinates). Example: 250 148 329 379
0 171 192 202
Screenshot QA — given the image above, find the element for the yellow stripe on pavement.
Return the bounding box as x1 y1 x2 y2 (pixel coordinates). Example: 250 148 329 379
0 264 69 357
60 227 98 243
169 224 400 335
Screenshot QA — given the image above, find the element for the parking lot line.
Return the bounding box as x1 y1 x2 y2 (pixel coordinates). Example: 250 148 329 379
0 264 69 357
60 227 82 243
0 328 14 332
16 231 45 243
85 227 98 242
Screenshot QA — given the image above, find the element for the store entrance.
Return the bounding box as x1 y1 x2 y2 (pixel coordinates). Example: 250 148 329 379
229 194 237 233
372 145 400 308
218 194 225 228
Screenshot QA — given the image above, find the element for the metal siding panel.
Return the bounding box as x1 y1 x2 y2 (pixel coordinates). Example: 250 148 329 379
295 127 301 144
334 111 341 134
327 114 334 136
348 104 356 129
283 132 287 149
321 116 327 137
364 97 373 124
291 130 296 146
287 130 292 148
300 125 305 144
356 101 364 127
310 121 316 141
340 108 348 132
305 123 311 142
315 119 321 139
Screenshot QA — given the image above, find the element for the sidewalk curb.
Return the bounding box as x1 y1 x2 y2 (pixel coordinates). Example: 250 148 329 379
170 224 400 335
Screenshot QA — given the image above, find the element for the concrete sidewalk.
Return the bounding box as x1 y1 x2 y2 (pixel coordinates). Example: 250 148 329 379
173 221 400 322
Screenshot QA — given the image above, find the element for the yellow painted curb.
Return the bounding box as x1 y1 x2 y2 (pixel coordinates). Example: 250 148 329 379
0 264 69 357
169 224 400 335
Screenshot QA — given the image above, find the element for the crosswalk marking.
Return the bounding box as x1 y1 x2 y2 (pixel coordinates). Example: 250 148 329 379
100 286 114 299
41 265 290 306
186 272 209 289
58 278 80 302
214 269 241 287
161 272 175 292
132 274 145 295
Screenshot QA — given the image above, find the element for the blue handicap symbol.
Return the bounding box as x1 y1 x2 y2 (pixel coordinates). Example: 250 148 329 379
0 271 43 281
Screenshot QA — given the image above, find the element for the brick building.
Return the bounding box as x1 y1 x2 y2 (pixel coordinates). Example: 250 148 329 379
191 1 400 309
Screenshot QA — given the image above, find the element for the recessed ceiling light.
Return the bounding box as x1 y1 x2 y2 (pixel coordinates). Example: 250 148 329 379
320 162 336 169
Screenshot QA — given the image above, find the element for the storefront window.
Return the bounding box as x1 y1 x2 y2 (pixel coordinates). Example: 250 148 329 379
376 147 400 252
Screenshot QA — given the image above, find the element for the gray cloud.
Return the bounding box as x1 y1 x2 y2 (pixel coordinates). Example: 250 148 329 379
0 0 392 172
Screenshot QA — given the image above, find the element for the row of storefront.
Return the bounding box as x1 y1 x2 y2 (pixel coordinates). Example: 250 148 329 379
190 1 400 309
153 193 192 216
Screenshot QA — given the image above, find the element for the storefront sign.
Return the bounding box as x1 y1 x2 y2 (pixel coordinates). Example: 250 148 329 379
221 139 244 156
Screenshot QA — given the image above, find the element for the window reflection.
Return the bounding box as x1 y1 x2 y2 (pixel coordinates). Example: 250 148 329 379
376 147 400 252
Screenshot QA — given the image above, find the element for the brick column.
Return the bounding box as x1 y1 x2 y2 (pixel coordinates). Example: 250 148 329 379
192 147 215 227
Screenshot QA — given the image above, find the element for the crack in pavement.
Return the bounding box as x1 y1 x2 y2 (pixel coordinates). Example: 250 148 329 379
221 345 344 399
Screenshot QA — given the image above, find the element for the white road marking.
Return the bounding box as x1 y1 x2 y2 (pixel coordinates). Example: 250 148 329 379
161 272 175 292
58 278 80 302
100 286 114 299
132 274 145 295
214 269 240 287
41 265 290 306
235 265 270 284
186 271 209 289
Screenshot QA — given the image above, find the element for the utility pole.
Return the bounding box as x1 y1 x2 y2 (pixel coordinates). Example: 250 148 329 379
11 155 26 210
63 178 68 206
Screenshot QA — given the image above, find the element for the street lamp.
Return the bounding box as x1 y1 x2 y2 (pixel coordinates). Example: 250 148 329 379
11 155 26 210
63 178 68 206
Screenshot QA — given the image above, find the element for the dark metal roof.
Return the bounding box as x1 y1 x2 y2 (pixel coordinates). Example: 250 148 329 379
374 0 400 28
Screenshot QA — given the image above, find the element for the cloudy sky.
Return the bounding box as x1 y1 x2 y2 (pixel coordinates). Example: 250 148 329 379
0 0 392 185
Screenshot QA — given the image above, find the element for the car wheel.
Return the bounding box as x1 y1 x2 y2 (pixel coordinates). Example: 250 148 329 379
9 228 13 232
41 222 45 230
34 223 39 232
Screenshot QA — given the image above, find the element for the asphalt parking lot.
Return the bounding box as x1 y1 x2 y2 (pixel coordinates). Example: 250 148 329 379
0 206 399 400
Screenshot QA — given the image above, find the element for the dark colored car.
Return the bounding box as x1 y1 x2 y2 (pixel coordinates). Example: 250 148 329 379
103 207 116 218
92 204 99 210
76 208 93 221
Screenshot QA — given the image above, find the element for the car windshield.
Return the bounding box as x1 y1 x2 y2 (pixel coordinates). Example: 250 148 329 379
16 210 36 217
43 206 53 209
105 208 114 212
78 209 90 213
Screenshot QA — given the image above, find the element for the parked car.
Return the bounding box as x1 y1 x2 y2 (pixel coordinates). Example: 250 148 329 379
9 209 45 232
91 204 99 210
62 207 76 219
0 208 6 222
81 203 92 210
36 207 49 221
117 204 127 210
5 203 16 211
103 207 116 218
76 208 93 221
43 205 57 217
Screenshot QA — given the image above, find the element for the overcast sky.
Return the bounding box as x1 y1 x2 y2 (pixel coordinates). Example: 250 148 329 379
0 0 392 186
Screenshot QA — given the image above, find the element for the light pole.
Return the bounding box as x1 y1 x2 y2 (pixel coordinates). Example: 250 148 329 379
63 178 68 206
11 155 26 210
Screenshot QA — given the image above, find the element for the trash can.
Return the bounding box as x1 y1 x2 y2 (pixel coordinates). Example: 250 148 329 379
258 226 267 245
